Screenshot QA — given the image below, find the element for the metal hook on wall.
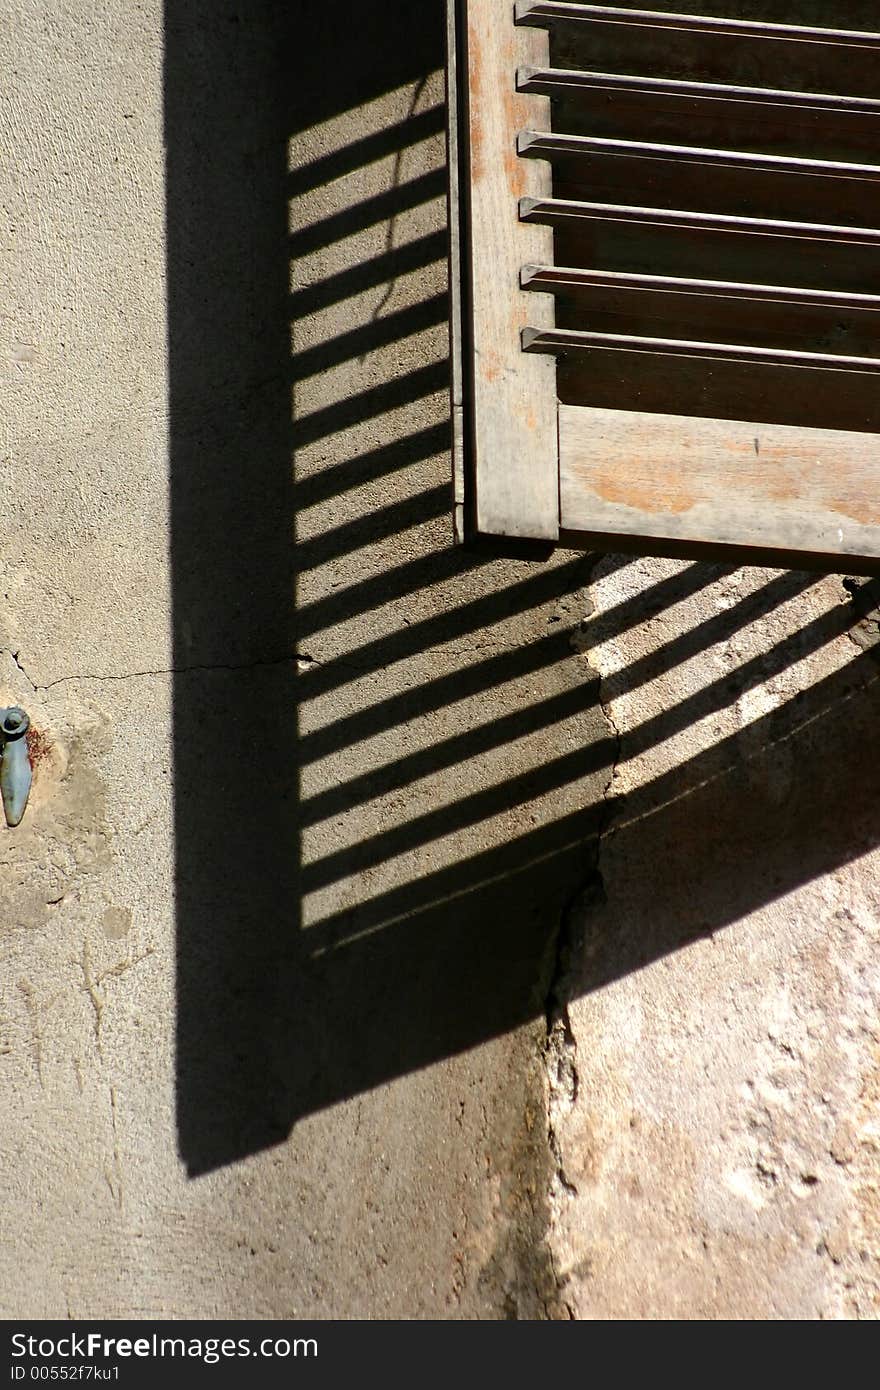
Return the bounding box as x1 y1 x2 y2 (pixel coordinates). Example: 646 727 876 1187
0 707 32 827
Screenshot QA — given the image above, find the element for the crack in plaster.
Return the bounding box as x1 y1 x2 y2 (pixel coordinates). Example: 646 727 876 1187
73 941 156 1057
6 648 38 692
840 576 880 656
537 558 624 1320
3 637 530 692
1 648 322 691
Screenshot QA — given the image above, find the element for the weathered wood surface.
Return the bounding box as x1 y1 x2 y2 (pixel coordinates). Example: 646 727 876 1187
442 0 880 569
560 404 880 562
446 0 466 544
458 0 559 540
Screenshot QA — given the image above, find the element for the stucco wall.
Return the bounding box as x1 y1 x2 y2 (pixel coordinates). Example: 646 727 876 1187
0 0 606 1318
550 558 880 1317
1 0 878 1321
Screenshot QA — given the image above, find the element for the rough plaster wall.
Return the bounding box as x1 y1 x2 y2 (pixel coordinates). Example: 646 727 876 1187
7 0 875 1326
550 559 880 1318
0 2 607 1318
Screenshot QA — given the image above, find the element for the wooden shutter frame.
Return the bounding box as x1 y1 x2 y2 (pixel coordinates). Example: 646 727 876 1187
447 0 561 550
448 1 880 575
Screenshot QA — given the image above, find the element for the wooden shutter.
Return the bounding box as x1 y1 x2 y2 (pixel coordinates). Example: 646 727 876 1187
448 2 880 572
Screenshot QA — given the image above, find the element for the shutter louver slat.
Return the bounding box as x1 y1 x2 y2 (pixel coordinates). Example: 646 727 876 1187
521 266 880 314
516 68 880 120
520 265 880 355
522 326 880 374
519 197 880 248
517 129 880 180
515 4 880 51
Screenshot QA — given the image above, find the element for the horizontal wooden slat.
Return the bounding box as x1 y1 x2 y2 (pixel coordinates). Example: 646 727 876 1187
515 3 880 50
517 129 880 181
520 264 880 314
559 403 880 563
522 325 880 373
517 69 880 160
522 267 880 354
518 195 880 245
517 66 880 119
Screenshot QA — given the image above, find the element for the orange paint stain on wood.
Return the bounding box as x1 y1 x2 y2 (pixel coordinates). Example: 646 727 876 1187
825 494 880 527
481 348 501 382
467 21 484 183
591 466 699 516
